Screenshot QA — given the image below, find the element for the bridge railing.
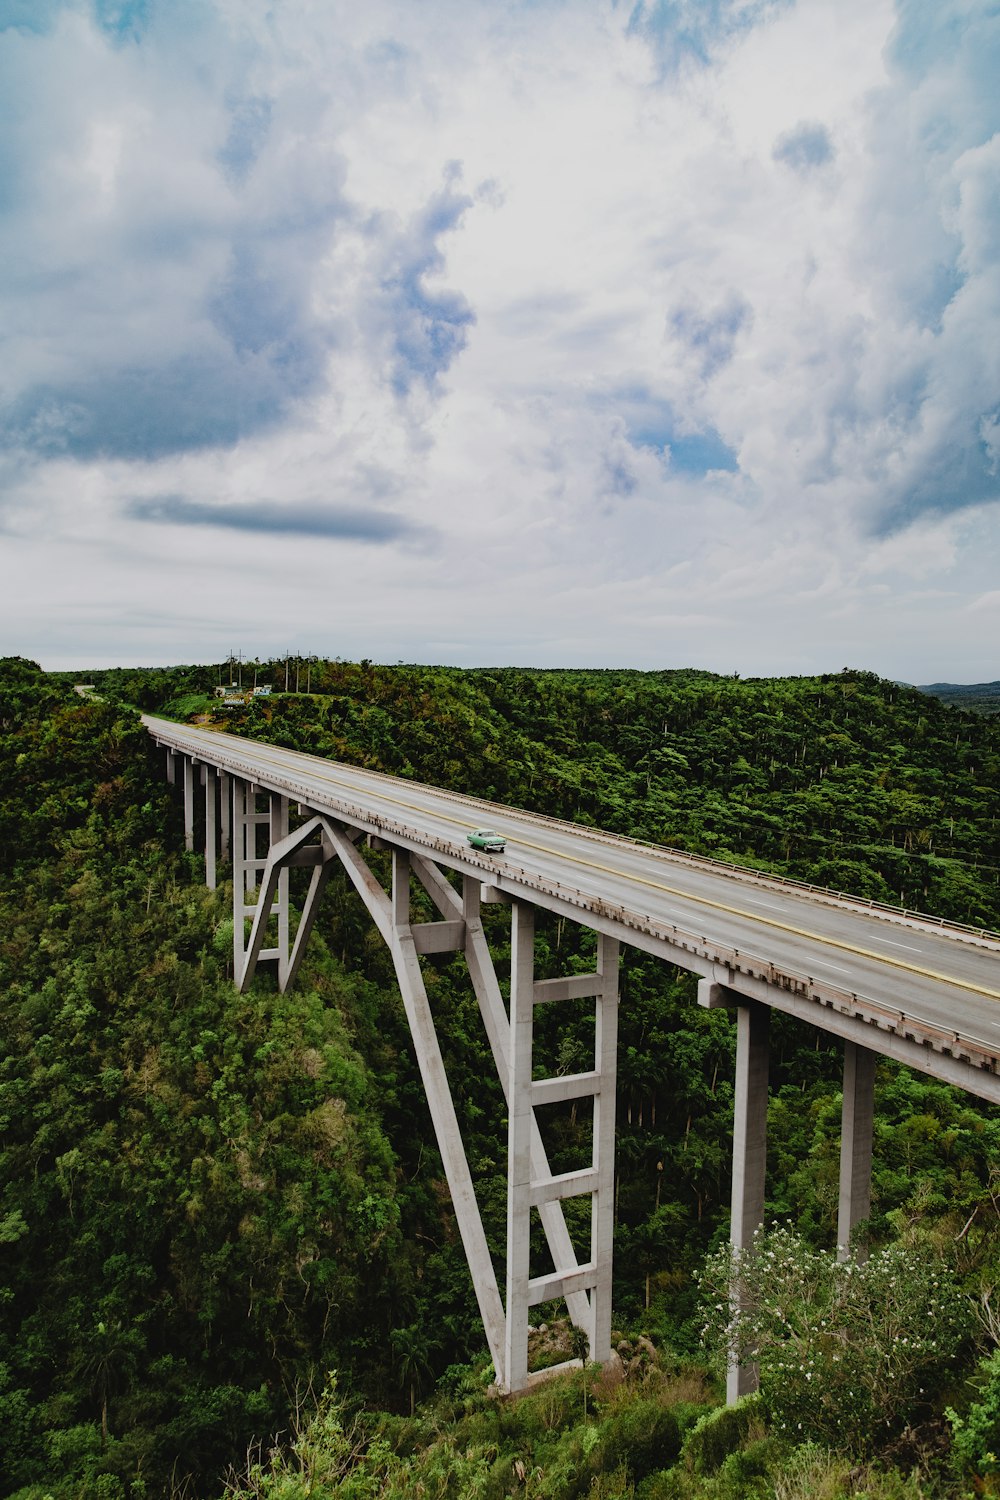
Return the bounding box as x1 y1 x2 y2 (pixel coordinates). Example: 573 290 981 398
152 716 1000 950
266 783 1000 1079
419 779 1000 948
148 720 1000 1072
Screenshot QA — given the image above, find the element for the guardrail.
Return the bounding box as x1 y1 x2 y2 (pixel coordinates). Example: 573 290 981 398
393 769 1000 948
147 719 1000 1074
149 716 1000 950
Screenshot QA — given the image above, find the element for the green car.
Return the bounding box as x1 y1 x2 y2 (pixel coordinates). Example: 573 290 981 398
467 828 506 853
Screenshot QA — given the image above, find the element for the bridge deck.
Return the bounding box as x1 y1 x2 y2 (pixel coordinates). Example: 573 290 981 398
145 715 1000 1091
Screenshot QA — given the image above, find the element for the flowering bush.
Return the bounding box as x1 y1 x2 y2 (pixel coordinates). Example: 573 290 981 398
698 1225 971 1453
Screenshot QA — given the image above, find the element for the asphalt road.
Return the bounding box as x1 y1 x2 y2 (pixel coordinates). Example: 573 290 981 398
145 716 1000 1063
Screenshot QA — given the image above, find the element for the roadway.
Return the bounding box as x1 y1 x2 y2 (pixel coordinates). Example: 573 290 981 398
144 716 1000 1077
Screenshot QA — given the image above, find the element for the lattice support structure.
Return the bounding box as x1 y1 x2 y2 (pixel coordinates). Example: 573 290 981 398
220 801 622 1392
505 903 619 1391
232 779 289 988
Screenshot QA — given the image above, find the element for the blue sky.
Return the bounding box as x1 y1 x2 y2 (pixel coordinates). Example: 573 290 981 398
1 0 999 679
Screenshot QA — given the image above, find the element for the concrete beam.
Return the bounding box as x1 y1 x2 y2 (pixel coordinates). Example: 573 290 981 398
706 967 1000 1107
533 971 603 1004
530 1070 601 1106
411 919 467 955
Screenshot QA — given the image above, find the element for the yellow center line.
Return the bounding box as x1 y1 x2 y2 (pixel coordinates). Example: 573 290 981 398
508 834 1000 1003
160 723 1000 1003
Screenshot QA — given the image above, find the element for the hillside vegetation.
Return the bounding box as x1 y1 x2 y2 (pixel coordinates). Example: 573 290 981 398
3 655 1000 1498
918 680 1000 717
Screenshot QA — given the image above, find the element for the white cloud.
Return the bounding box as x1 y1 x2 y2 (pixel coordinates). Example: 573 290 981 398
1 0 999 681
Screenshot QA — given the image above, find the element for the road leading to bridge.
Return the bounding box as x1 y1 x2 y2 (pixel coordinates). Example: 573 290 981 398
145 714 1000 1081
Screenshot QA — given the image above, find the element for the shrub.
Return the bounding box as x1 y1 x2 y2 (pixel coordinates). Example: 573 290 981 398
699 1226 971 1454
948 1345 1000 1483
680 1397 763 1475
594 1399 682 1482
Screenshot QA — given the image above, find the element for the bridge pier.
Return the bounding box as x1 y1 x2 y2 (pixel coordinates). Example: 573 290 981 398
202 765 217 890
220 771 231 861
506 904 619 1388
838 1042 875 1261
700 983 877 1398
182 756 195 852
728 999 770 1403
232 779 283 984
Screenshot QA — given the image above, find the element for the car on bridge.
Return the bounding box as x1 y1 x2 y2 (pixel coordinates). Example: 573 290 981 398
467 828 506 853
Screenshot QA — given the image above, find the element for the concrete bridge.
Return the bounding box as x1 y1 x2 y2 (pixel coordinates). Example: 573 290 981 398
146 715 1000 1399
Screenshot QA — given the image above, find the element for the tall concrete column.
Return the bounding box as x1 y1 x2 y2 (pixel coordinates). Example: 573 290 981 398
505 901 535 1393
220 772 231 861
590 934 620 1365
232 778 251 981
182 757 195 852
204 767 217 890
838 1041 875 1262
166 748 176 785
728 1000 770 1403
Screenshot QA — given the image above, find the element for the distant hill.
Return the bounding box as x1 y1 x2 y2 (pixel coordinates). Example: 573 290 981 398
917 679 1000 714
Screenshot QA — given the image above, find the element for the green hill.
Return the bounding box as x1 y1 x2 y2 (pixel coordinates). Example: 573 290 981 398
2 655 1000 1499
917 679 1000 715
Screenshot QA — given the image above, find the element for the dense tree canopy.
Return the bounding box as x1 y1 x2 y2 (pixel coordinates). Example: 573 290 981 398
3 656 999 1497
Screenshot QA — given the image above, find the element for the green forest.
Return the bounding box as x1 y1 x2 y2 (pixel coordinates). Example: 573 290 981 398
2 654 1000 1500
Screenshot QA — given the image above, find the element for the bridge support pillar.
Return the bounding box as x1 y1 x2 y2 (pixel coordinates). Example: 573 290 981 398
425 867 607 1383
270 794 290 965
505 902 535 1391
182 756 195 852
203 766 217 890
699 981 771 1402
505 903 619 1391
389 849 508 1379
165 748 176 785
728 999 769 1403
232 786 283 984
220 771 231 861
837 1041 875 1262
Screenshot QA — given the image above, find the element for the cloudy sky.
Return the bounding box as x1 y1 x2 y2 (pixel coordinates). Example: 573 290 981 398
2 0 999 680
